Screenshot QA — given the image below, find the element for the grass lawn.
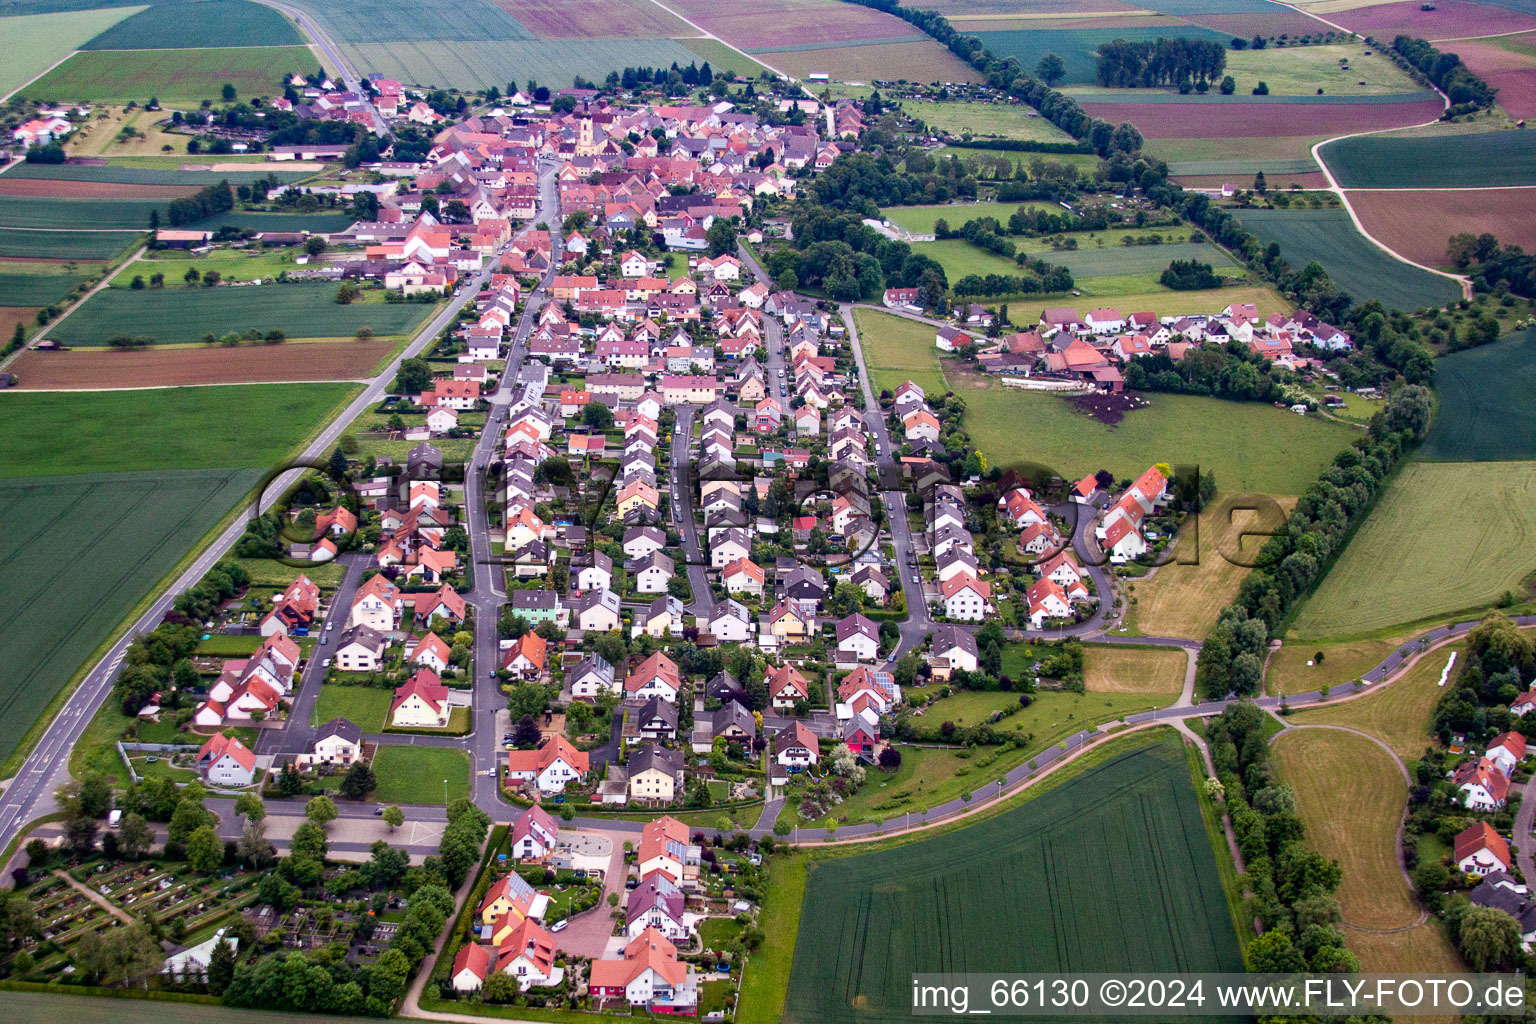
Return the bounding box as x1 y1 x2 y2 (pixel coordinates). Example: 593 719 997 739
1128 495 1298 640
129 755 198 782
901 99 1077 142
698 915 745 951
26 46 321 109
1082 644 1187 695
737 854 806 1024
1271 727 1418 930
371 746 470 805
194 633 267 656
933 145 1103 174
232 557 348 588
852 306 947 396
1265 637 1400 698
109 247 311 288
913 237 1246 287
881 200 1058 236
698 978 736 1016
1291 461 1536 639
314 685 393 731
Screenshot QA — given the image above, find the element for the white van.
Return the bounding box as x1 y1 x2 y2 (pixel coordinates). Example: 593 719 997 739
108 809 123 829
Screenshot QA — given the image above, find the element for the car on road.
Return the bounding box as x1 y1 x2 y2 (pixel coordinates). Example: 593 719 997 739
374 806 385 816
911 574 920 584
322 657 331 668
325 621 334 631
550 919 569 933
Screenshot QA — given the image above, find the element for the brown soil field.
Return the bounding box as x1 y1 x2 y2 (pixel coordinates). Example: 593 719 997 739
1348 187 1536 267
1187 10 1334 37
0 306 41 343
1082 97 1444 138
0 256 103 265
956 15 1187 30
771 39 984 82
1334 0 1536 37
1172 172 1331 190
8 339 393 388
923 0 1145 13
0 179 198 199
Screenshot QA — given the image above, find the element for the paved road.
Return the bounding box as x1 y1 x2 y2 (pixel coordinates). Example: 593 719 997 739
252 0 386 133
669 406 714 615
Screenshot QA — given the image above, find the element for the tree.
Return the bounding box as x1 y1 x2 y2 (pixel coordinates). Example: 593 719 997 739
827 581 864 618
582 401 614 429
238 815 275 868
304 235 327 257
512 713 542 749
277 761 304 797
64 812 98 857
117 812 153 860
382 805 404 831
1035 53 1066 86
1253 171 1267 194
235 792 265 821
168 798 213 848
706 218 737 258
207 938 238 995
1459 904 1522 970
391 356 432 395
221 82 236 101
340 761 377 800
1246 930 1306 973
186 823 223 873
1219 75 1236 95
878 746 902 769
305 795 338 828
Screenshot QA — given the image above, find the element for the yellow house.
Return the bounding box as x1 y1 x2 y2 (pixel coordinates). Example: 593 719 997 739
768 600 810 641
737 376 766 402
478 873 540 926
627 745 684 804
389 670 450 728
616 479 659 516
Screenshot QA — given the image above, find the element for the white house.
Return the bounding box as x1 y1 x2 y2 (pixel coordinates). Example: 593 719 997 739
197 733 256 787
1487 731 1527 776
835 613 879 662
1455 822 1512 877
941 573 991 621
510 805 560 859
506 736 589 793
930 624 979 672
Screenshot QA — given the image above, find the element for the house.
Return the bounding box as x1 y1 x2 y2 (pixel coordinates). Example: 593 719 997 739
935 326 969 352
1026 577 1073 629
626 651 682 703
1469 873 1536 946
835 613 880 662
477 870 542 927
506 735 590 793
411 632 452 673
636 697 680 742
637 815 693 885
451 942 491 993
334 624 388 672
696 701 758 754
495 917 562 991
587 928 694 1011
574 550 614 592
1512 691 1536 718
390 669 451 728
1455 822 1512 877
708 599 752 642
838 664 900 714
766 662 811 710
1099 515 1147 564
301 718 363 767
628 743 686 804
774 721 820 770
570 653 617 699
1487 731 1527 776
351 574 402 632
931 624 979 672
197 733 256 787
632 551 676 594
573 588 622 633
260 574 320 636
625 873 689 940
509 589 562 626
1454 757 1511 810
941 573 991 621
1084 308 1125 334
722 557 765 598
412 583 467 628
510 805 560 859
502 631 548 680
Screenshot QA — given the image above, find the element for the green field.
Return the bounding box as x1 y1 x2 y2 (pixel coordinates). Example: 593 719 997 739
0 468 259 765
782 737 1243 1023
0 382 358 475
80 0 301 49
1220 43 1424 97
973 25 1232 86
0 227 141 259
917 236 1243 283
0 196 168 230
1291 460 1536 639
1237 207 1461 312
46 282 433 346
341 37 701 92
0 5 141 95
0 269 90 306
853 306 947 396
279 0 531 44
934 145 1104 175
371 746 471 805
1321 129 1536 188
882 201 1060 236
315 684 393 731
1 162 315 186
110 247 310 287
1421 327 1536 461
198 210 357 233
678 36 769 78
902 99 1076 142
25 45 318 107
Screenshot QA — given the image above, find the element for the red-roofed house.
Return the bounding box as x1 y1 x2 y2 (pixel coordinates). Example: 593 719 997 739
1488 732 1528 776
197 733 256 786
495 917 562 990
1455 822 1511 876
588 928 694 1010
506 735 589 793
390 669 450 728
451 942 491 992
1454 757 1510 810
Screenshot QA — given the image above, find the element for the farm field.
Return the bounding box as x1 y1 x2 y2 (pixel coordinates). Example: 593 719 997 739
912 237 1245 286
1148 134 1330 168
0 5 141 96
371 746 471 805
1079 96 1444 140
1164 155 1320 177
1328 0 1536 38
665 0 927 48
782 737 1243 1023
1130 495 1297 641
1265 638 1398 699
1219 43 1425 96
0 161 314 186
0 227 140 260
934 145 1103 174
0 382 358 475
1173 171 1331 190
1 306 40 343
1082 644 1187 695
1321 129 1536 188
8 338 394 388
1348 188 1536 268
1236 207 1461 311
1271 727 1418 931
895 100 1077 142
0 468 261 766
852 307 947 395
0 195 169 230
1449 33 1536 118
79 0 302 49
768 40 982 82
973 26 1231 86
495 0 692 37
676 36 769 77
25 45 318 107
1291 461 1536 639
881 201 1059 235
342 38 704 93
0 267 90 306
108 247 318 287
1421 327 1536 461
45 282 435 346
0 177 195 199
279 0 531 44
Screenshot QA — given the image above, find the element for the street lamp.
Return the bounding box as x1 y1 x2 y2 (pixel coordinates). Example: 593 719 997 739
443 778 448 805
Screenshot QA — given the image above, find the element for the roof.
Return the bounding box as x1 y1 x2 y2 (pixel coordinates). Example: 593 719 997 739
511 804 560 846
503 631 548 672
637 815 690 868
1491 731 1528 760
506 734 590 777
774 720 819 754
496 916 557 977
316 717 362 745
930 623 979 659
1455 821 1511 866
626 651 681 692
451 942 490 981
198 732 255 771
391 668 449 716
629 741 684 778
588 928 685 990
766 662 809 698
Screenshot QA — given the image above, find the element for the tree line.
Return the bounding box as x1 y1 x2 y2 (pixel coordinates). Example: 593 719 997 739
1122 344 1289 403
1095 37 1228 89
166 179 234 227
1393 35 1496 114
1449 231 1535 300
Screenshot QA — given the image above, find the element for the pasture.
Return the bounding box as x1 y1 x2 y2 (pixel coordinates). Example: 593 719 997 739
881 201 1059 235
25 46 317 107
8 338 393 388
677 36 769 78
1348 188 1536 268
1082 644 1187 695
973 26 1232 86
1291 461 1536 639
79 0 301 48
0 227 140 259
1422 327 1536 461
912 237 1244 288
851 307 947 396
45 282 434 346
0 5 141 96
371 746 471 805
1130 495 1297 641
0 382 358 475
782 737 1243 1023
109 247 313 286
893 99 1076 142
0 468 262 766
1236 207 1461 311
1321 129 1536 188
1220 43 1424 96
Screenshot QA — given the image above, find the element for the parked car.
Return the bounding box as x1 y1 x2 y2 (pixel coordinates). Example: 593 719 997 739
550 919 569 933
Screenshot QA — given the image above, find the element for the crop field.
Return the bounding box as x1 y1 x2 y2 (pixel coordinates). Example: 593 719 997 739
281 0 532 43
901 99 1077 142
973 26 1231 86
1165 155 1319 176
666 0 922 47
0 5 140 96
677 36 768 77
0 467 262 765
0 267 89 305
0 177 195 199
45 282 434 346
769 40 983 82
80 0 301 49
1321 130 1536 188
1218 43 1425 96
1079 96 1444 139
25 45 317 107
1082 644 1187 694
1330 0 1536 37
1450 33 1536 117
8 338 394 388
344 37 703 92
0 382 358 475
0 227 140 259
1236 208 1461 311
1148 134 1331 166
782 737 1243 1024
1 306 39 342
1272 728 1419 931
1131 495 1297 640
371 746 471 805
1292 461 1536 639
495 0 692 37
1348 187 1536 267
0 161 314 187
1421 327 1536 461
0 195 169 230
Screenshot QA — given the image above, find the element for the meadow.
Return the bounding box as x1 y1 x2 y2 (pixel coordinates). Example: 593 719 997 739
0 227 141 259
1147 134 1330 168
1236 207 1461 312
1218 43 1425 97
852 306 947 395
46 282 433 346
371 746 471 805
1266 637 1400 699
1285 641 1470 758
677 36 769 78
1321 129 1536 189
25 45 318 107
315 684 393 731
900 99 1077 142
80 0 299 48
1421 327 1536 461
0 5 139 96
881 200 1059 235
0 468 261 765
1082 643 1187 694
782 737 1243 1023
1291 461 1536 639
761 40 982 83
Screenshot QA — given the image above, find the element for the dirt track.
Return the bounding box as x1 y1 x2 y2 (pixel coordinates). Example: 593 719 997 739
7 339 394 388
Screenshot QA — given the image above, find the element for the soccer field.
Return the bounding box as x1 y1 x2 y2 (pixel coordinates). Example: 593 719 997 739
782 737 1243 1023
